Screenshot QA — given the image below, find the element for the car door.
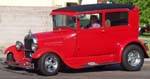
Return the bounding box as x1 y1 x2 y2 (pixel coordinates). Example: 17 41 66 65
105 11 129 47
76 13 114 57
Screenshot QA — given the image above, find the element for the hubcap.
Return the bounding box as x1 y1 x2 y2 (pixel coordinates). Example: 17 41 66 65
45 56 58 72
128 50 141 67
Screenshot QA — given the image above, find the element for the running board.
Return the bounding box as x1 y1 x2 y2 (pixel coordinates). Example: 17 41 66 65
83 62 118 68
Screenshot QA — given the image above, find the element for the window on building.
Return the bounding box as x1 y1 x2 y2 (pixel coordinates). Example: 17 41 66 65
106 12 128 27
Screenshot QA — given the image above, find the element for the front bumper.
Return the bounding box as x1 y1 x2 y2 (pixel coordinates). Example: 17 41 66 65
6 61 34 69
4 45 35 69
0 58 34 70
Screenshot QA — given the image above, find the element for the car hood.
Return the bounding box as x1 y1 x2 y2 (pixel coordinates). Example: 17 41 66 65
33 28 76 47
35 28 76 40
34 31 62 41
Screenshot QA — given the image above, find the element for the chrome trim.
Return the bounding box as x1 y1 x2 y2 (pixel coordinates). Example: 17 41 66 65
24 30 38 58
16 41 23 51
25 31 38 44
45 55 58 73
32 35 38 44
128 50 141 67
24 30 38 51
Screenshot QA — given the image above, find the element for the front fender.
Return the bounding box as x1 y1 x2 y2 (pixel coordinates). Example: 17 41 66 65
32 48 64 59
4 45 25 62
32 47 81 69
4 45 16 54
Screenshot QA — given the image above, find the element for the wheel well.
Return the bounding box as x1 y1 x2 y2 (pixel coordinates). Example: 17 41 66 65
33 52 67 68
6 52 16 61
126 43 149 58
7 52 13 57
48 52 67 67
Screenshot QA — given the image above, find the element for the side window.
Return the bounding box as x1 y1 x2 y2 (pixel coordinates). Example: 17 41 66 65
80 13 102 29
106 12 128 27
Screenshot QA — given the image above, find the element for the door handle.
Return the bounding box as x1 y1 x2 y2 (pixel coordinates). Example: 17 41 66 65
101 29 105 33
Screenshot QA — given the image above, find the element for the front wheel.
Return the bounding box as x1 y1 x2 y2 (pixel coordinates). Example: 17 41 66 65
7 53 17 69
121 45 144 71
38 53 60 76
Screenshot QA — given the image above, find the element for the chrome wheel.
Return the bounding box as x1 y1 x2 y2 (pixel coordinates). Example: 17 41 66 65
45 56 58 73
128 50 141 67
121 45 144 71
38 53 60 76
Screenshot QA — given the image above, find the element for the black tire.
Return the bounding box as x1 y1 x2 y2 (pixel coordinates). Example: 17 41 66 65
38 53 60 76
121 45 144 71
26 59 38 73
6 53 16 69
7 53 15 62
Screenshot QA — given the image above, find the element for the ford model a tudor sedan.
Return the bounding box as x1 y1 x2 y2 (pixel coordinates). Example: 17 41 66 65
4 4 149 76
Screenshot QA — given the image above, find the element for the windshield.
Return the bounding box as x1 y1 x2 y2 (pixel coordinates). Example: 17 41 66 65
53 15 76 29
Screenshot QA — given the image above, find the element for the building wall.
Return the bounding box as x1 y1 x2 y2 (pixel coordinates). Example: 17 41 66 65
0 6 60 48
0 0 99 7
0 0 79 7
0 0 53 6
53 0 79 7
82 0 97 4
0 0 98 49
0 0 80 50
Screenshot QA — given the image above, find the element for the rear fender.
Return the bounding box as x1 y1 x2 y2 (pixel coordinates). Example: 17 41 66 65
115 40 149 63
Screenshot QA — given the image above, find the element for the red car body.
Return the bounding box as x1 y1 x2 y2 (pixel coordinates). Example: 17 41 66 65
4 4 149 75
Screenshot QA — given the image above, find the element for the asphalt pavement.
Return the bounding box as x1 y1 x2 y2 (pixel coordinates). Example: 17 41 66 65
0 60 149 79
0 50 150 79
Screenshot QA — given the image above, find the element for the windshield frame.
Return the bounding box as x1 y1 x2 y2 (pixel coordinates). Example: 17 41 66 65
53 14 77 30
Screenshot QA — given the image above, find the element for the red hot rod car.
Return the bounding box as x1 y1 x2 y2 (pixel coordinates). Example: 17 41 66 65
4 3 149 76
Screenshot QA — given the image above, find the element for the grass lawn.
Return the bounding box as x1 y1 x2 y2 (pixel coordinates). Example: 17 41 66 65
139 34 150 55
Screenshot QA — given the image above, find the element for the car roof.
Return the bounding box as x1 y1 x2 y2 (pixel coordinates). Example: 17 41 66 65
55 3 135 12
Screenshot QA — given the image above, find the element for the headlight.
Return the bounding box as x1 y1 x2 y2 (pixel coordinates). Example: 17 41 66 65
16 41 23 51
31 43 38 52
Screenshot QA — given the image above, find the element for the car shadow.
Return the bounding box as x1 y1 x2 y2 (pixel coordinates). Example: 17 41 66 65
60 64 123 74
0 66 35 76
0 64 123 76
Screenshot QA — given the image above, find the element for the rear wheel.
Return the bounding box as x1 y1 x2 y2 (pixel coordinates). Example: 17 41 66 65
38 53 60 76
121 45 144 71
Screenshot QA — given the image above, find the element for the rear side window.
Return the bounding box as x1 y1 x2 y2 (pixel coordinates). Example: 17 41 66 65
106 12 128 27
